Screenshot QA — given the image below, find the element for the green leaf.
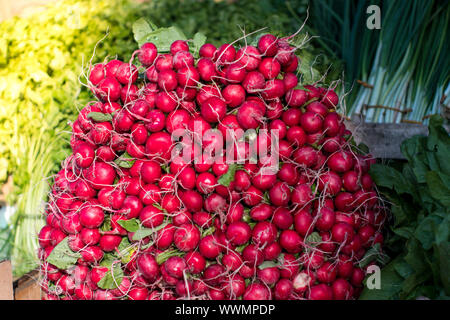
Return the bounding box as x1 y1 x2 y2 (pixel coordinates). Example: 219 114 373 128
100 253 117 267
427 115 450 151
357 142 370 155
392 226 415 239
114 151 135 168
304 232 322 247
438 242 450 295
46 238 81 270
87 112 112 122
132 18 154 46
97 263 124 290
369 164 412 195
393 260 414 279
117 237 136 264
435 215 449 245
217 163 239 187
400 135 426 163
425 171 450 206
138 26 187 52
191 32 207 58
414 215 442 250
404 239 427 274
132 222 169 241
100 215 112 232
156 249 184 265
359 243 387 267
258 261 279 269
117 218 140 232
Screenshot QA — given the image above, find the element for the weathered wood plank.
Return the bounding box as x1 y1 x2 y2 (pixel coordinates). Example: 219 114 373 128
0 260 14 300
345 118 450 159
14 269 41 300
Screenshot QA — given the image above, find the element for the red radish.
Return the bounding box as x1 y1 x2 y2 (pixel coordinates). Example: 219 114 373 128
262 79 285 99
285 89 307 107
315 207 336 231
137 253 160 283
184 251 206 274
272 208 294 230
243 283 271 300
236 46 261 71
138 43 157 66
258 267 280 285
328 151 354 173
258 34 278 56
173 224 201 251
197 58 217 82
89 64 105 85
80 228 100 246
158 69 178 91
225 62 247 83
222 84 246 107
201 97 227 123
116 63 138 85
259 57 281 79
252 221 277 246
294 210 314 237
300 111 323 133
155 54 173 71
99 234 122 252
242 71 265 93
79 206 104 228
199 235 221 260
139 205 164 228
316 261 337 284
268 181 291 206
275 278 294 300
278 253 299 278
177 66 200 87
331 222 355 244
280 230 302 253
96 77 121 102
283 72 298 91
309 284 333 300
74 142 95 168
199 43 217 58
318 171 342 196
226 221 251 245
322 89 339 108
216 43 236 64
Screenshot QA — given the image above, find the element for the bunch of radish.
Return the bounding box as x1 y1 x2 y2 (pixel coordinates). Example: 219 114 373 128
38 33 386 300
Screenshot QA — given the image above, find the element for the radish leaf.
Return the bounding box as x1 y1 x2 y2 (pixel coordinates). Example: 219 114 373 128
97 263 124 290
46 238 81 270
87 112 112 122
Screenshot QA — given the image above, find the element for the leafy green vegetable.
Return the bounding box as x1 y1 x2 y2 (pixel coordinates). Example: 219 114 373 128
132 222 169 241
217 164 240 187
133 22 187 51
87 112 113 122
46 238 81 270
114 151 136 168
117 218 140 232
97 263 124 290
361 116 450 299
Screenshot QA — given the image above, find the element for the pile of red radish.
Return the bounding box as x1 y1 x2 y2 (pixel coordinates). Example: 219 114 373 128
38 33 386 300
